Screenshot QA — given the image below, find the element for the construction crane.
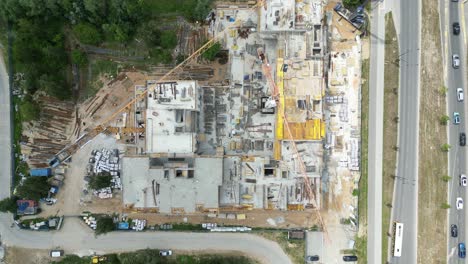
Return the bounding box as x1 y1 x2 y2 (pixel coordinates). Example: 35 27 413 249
258 48 329 239
48 1 265 167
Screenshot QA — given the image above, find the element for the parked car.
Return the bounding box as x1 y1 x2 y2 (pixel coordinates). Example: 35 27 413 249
343 255 358 262
457 197 464 210
159 250 172 257
461 174 467 186
461 133 466 146
460 243 466 258
452 224 459 237
306 255 319 262
49 250 64 258
454 22 461 35
453 54 461 68
454 112 461 124
457 88 464 101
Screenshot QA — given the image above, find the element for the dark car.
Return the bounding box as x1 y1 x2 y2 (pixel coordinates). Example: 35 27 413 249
461 133 466 146
459 243 466 258
452 224 458 237
343 255 358 262
454 22 461 35
305 255 319 262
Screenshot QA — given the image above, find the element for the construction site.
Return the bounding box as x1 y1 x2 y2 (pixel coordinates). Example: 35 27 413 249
19 0 364 262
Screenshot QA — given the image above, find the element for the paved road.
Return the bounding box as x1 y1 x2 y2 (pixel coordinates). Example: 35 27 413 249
0 215 291 264
367 2 385 263
389 0 421 263
0 50 11 200
0 44 291 264
447 1 468 263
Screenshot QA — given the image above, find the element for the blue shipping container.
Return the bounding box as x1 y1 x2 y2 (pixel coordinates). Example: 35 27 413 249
118 222 129 230
30 168 52 177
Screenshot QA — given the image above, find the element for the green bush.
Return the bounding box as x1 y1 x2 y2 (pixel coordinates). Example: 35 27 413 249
88 173 112 190
442 175 452 182
15 176 50 201
160 31 178 49
441 203 451 209
19 97 40 121
73 23 102 45
343 0 363 9
71 50 88 66
96 215 116 235
149 48 173 64
441 143 451 152
0 197 18 213
202 42 221 61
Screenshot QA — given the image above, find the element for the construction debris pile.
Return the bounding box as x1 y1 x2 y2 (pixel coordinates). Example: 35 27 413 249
93 187 113 199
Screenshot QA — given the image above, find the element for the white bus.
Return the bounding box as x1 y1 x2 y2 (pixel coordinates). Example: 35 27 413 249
392 222 404 257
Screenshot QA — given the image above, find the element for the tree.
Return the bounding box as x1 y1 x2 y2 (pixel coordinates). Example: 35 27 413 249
0 197 18 213
441 143 451 152
352 189 359 196
71 50 88 66
19 96 40 121
160 31 178 49
140 21 162 47
439 115 450 125
15 176 50 201
73 23 102 45
439 86 448 96
441 203 451 209
343 0 363 9
202 42 221 61
38 73 71 100
89 174 112 190
184 0 213 22
442 175 452 182
149 48 173 64
96 215 116 235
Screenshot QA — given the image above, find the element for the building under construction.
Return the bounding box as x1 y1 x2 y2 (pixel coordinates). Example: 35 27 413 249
120 0 349 212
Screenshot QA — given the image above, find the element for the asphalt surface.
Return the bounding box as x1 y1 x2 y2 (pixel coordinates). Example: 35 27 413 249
389 0 421 263
367 2 385 263
0 50 11 201
447 1 468 263
0 47 291 264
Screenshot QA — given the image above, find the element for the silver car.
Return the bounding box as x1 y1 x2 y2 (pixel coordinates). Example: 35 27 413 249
457 88 464 101
453 54 460 69
454 112 461 124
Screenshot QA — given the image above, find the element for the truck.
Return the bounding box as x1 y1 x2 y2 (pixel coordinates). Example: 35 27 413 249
30 168 52 177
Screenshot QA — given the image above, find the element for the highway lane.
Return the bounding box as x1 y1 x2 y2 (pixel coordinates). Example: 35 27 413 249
448 1 468 263
0 36 292 264
389 0 420 263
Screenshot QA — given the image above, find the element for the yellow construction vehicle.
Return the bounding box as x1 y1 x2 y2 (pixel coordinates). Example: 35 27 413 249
91 256 107 263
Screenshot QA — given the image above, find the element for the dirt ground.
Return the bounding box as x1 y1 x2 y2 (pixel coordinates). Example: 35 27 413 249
38 134 119 217
4 247 51 264
125 209 322 229
418 0 447 263
381 12 399 263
